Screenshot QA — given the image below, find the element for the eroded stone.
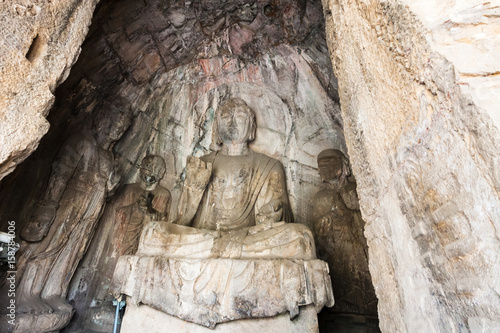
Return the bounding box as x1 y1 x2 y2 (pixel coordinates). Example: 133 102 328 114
112 257 334 328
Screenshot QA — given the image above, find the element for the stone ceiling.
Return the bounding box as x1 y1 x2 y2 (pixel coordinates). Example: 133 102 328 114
60 0 338 119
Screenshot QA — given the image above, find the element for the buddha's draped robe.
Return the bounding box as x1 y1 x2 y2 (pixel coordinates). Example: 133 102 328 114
138 150 316 260
192 150 292 230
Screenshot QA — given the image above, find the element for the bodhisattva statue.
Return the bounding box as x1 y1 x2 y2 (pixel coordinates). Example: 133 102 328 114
137 98 315 259
69 155 170 332
14 107 131 332
313 149 377 315
115 155 171 255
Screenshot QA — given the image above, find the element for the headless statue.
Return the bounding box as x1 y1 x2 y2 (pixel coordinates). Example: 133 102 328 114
138 98 315 260
15 107 131 326
313 149 377 315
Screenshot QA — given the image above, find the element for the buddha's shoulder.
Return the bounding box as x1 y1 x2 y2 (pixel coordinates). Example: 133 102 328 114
253 151 280 164
200 151 282 168
200 152 217 164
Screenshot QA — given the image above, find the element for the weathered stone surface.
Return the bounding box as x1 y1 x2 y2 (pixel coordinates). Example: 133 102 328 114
0 1 370 332
0 0 343 234
58 43 342 329
322 0 500 331
112 256 334 328
1 0 498 331
0 0 99 181
5 311 73 333
0 0 332 181
138 222 316 260
121 302 320 333
118 51 343 229
60 35 342 333
401 0 500 131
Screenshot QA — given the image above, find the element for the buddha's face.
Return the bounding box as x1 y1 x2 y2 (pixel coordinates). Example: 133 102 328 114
140 167 158 189
318 157 343 183
217 102 255 145
93 109 131 150
139 155 166 190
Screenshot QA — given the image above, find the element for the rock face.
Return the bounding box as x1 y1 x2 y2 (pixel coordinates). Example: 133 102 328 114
0 0 99 181
0 0 343 226
108 67 335 332
322 0 500 332
403 0 500 131
12 0 342 228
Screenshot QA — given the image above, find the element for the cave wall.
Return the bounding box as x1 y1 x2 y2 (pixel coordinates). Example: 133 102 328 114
322 0 500 331
111 54 345 225
45 0 344 227
0 0 99 181
1 0 344 245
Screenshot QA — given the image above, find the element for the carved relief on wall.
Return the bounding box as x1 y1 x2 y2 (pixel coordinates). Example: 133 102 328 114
30 74 346 331
1 57 348 331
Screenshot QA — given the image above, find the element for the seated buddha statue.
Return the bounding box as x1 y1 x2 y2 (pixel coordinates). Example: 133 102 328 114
137 98 315 260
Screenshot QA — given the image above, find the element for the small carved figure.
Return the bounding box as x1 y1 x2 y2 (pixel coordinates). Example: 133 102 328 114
68 155 171 332
139 98 315 260
313 149 377 315
15 106 131 332
115 155 171 255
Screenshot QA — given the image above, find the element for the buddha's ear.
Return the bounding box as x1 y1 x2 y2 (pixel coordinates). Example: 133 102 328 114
342 156 351 177
248 117 257 141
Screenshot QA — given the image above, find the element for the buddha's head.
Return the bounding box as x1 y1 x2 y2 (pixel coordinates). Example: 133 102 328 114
92 102 131 150
317 149 350 185
215 98 256 146
139 155 166 191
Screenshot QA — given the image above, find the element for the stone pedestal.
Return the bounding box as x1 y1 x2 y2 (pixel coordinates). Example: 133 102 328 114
121 302 319 333
112 256 334 330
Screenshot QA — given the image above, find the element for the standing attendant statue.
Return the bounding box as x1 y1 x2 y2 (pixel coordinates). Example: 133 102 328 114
14 106 131 333
313 149 377 315
116 155 171 255
68 155 170 332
